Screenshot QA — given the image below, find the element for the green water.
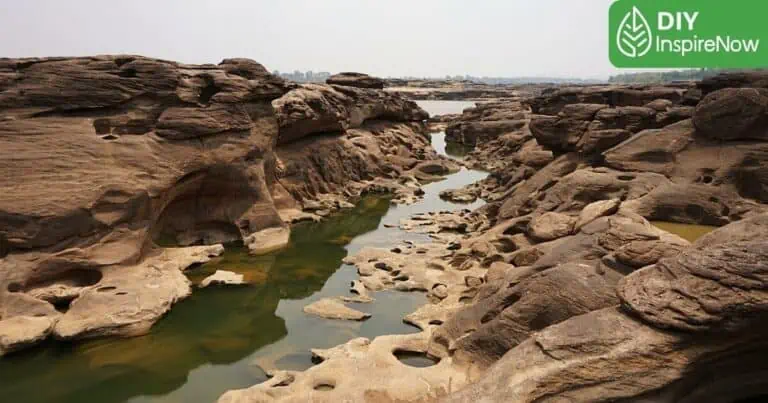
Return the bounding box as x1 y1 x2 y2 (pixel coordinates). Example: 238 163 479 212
650 221 719 243
0 102 488 403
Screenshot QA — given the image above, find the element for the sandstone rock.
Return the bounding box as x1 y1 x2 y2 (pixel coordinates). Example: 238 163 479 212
444 215 768 403
0 316 56 357
603 119 695 175
619 239 768 332
1 55 443 355
445 120 527 146
530 104 608 151
693 87 768 141
439 188 478 203
326 72 385 89
574 198 620 229
434 260 622 369
527 212 576 241
273 83 427 144
588 106 656 133
613 238 688 269
200 270 246 288
219 333 469 403
575 129 632 154
656 105 695 126
303 298 371 321
244 227 291 255
51 245 223 340
528 85 684 115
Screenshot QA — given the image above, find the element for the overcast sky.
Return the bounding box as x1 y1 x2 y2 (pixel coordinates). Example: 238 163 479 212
0 0 631 79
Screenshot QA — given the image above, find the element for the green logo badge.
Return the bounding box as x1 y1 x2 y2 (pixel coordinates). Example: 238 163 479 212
609 0 768 67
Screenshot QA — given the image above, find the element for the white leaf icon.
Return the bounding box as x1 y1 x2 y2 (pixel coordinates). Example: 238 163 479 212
617 6 653 58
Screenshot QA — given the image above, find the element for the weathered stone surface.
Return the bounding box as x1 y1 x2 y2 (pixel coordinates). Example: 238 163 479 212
273 83 428 144
303 298 371 321
219 332 470 403
52 245 223 340
445 215 768 403
603 119 696 175
694 87 768 141
244 227 291 255
434 260 622 368
445 119 527 145
0 56 449 355
575 198 621 229
620 242 768 332
527 212 576 241
0 316 56 357
528 85 685 115
326 72 385 89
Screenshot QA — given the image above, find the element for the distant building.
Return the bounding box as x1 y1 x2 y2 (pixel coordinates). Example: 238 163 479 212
274 69 334 83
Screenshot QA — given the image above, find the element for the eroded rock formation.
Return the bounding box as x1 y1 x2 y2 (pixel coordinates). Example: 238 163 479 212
0 55 446 356
219 72 768 402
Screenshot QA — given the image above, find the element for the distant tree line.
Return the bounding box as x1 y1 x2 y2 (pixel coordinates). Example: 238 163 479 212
608 69 733 84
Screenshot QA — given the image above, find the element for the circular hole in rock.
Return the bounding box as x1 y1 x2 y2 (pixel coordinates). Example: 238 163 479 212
702 175 714 184
313 383 335 391
7 282 22 293
394 350 440 368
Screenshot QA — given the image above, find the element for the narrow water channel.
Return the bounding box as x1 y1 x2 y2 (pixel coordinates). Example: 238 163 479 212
0 101 486 403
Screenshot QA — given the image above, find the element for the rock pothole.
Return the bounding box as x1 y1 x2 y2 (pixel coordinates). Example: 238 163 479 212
393 350 440 368
313 382 335 391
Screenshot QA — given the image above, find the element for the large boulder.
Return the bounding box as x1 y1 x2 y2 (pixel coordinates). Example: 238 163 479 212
693 87 768 141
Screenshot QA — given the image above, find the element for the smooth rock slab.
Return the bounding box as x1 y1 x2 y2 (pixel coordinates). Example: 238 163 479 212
303 298 371 321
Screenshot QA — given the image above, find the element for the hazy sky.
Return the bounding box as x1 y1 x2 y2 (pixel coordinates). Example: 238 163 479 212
0 0 630 79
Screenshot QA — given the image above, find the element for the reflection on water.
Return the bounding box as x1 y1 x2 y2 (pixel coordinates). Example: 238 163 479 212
431 132 475 161
651 221 719 243
415 100 475 116
0 101 489 403
0 197 396 403
418 101 477 161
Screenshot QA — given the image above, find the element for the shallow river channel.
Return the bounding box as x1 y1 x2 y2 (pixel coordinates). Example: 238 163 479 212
0 101 484 403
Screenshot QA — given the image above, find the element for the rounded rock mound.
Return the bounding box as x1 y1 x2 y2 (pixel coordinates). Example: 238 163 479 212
326 72 385 89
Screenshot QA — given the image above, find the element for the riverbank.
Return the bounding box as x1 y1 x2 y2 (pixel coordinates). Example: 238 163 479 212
221 73 768 402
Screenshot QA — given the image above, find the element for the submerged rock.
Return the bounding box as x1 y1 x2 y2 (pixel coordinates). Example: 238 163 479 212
303 298 371 321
